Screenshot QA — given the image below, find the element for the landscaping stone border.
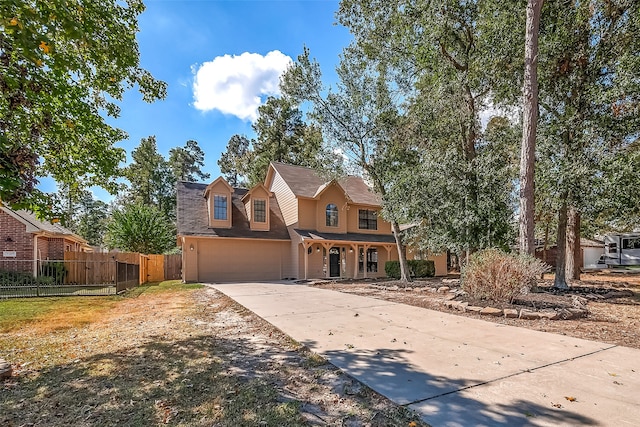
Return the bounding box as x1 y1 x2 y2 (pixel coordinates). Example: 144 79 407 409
442 299 588 320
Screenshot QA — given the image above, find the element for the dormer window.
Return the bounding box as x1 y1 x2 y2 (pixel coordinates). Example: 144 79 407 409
326 204 338 227
214 195 228 220
253 199 266 223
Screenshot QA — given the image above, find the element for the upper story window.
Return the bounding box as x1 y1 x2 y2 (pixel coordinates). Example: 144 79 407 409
253 199 266 223
214 195 228 220
326 204 338 227
358 209 378 230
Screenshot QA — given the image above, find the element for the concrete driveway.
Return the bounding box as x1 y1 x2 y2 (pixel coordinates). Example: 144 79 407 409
209 281 640 426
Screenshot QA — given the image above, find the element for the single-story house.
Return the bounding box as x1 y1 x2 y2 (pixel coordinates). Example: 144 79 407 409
177 162 447 282
0 206 91 274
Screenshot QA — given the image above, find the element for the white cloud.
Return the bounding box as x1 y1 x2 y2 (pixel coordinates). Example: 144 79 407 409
479 101 519 130
192 50 292 121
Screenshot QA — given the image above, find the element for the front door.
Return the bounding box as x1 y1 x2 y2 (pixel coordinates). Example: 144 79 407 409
329 247 340 277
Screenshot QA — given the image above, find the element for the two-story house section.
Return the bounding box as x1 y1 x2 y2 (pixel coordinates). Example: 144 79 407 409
177 177 291 282
265 162 399 280
177 162 402 282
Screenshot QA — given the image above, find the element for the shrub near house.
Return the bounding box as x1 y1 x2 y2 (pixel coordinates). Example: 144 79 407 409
385 260 435 279
461 249 548 303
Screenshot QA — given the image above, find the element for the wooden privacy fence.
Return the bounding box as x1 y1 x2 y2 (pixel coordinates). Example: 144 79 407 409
65 252 183 285
64 252 141 291
0 253 182 299
164 254 182 280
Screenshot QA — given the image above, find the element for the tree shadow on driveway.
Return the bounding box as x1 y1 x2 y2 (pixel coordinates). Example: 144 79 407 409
306 342 598 427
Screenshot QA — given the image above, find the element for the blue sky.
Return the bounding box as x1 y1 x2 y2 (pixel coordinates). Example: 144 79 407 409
43 0 352 202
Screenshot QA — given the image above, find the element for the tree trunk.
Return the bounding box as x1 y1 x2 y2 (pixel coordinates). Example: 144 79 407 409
565 206 576 284
566 208 582 280
391 221 412 283
554 201 569 289
518 0 544 256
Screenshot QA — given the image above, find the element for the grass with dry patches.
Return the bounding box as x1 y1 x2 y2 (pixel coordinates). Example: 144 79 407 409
0 281 203 333
1 283 428 427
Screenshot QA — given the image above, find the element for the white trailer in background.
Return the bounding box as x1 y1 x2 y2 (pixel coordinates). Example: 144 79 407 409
603 233 640 267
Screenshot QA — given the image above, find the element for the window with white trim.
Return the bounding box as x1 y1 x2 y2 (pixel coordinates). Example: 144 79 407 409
214 195 228 220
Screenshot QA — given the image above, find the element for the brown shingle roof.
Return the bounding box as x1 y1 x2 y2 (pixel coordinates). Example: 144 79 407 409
1 207 87 242
176 182 290 240
270 162 381 206
270 162 326 198
293 229 395 244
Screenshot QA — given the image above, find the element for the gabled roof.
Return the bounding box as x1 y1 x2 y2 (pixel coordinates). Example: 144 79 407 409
269 162 326 198
268 162 382 206
176 181 289 240
241 183 271 202
312 180 351 202
1 207 88 244
203 176 234 197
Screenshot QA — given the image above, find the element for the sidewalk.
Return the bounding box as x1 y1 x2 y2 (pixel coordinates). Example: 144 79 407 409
210 282 640 426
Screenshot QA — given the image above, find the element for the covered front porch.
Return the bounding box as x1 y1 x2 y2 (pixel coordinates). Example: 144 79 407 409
294 230 398 280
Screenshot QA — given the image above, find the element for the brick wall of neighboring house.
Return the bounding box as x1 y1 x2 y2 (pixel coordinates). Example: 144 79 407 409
37 237 50 260
0 210 33 272
47 238 65 260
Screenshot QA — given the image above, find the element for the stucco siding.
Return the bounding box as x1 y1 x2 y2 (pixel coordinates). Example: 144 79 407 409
187 238 289 282
269 170 298 226
303 244 326 278
315 185 348 233
297 199 316 229
407 248 448 276
346 206 393 235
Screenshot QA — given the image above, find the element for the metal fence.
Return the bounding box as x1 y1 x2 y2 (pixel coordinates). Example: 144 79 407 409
0 259 138 299
116 261 139 293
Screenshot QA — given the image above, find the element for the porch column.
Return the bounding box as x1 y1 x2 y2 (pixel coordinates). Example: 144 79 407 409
321 242 332 279
351 244 358 279
363 244 371 279
303 241 310 280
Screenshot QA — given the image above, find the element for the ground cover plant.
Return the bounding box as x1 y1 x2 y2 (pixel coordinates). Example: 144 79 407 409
0 281 426 426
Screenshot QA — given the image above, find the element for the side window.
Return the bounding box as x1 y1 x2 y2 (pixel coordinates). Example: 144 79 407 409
253 199 266 223
214 195 227 220
358 248 379 272
326 204 338 227
358 209 378 230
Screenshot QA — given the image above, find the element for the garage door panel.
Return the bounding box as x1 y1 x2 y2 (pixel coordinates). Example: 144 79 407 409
197 240 285 282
